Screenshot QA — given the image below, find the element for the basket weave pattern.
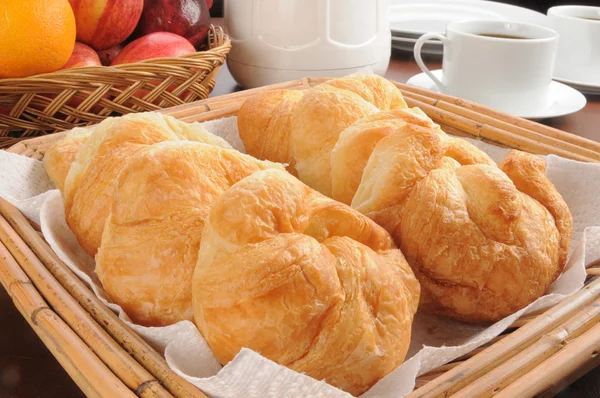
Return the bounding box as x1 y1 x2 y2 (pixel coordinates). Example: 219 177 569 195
0 25 230 148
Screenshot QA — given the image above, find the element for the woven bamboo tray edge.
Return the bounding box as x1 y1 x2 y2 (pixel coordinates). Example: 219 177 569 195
2 78 600 398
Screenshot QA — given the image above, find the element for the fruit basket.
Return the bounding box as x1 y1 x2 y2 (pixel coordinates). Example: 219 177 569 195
2 78 600 397
0 25 230 149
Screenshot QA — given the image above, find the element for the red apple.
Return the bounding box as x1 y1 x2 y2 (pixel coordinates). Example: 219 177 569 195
97 44 124 66
132 0 211 49
68 0 144 50
61 42 102 69
111 32 195 65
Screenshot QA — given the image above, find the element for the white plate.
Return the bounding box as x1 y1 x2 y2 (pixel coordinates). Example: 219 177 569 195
390 0 548 36
407 69 587 120
553 76 600 96
391 36 443 56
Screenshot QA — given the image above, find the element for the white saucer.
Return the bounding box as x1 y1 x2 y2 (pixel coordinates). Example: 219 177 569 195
553 76 600 96
406 70 587 120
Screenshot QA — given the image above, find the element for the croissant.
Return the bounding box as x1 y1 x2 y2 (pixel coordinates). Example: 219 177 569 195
48 112 231 256
237 75 573 322
193 168 420 396
354 126 572 322
238 74 407 190
96 141 281 326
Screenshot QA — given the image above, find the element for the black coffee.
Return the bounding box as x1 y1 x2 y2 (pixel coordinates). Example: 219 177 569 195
476 33 531 39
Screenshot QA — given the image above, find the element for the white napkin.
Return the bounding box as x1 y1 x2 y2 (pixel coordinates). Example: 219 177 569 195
1 118 598 398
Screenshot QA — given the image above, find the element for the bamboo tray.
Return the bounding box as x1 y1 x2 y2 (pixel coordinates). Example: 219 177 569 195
2 77 600 398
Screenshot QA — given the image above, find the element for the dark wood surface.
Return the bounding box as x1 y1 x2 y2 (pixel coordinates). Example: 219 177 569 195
1 18 600 398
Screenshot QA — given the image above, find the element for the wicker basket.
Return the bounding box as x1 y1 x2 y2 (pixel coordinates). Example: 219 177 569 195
0 25 230 149
3 79 600 397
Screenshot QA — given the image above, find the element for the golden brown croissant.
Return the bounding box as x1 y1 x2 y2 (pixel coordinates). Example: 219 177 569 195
193 168 420 396
96 141 282 326
55 112 231 256
353 125 572 322
239 75 407 194
237 75 573 322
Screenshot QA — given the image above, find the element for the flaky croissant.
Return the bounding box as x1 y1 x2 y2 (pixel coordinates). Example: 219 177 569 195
96 141 281 326
237 75 573 322
48 112 231 256
239 74 407 190
193 168 420 396
353 125 572 322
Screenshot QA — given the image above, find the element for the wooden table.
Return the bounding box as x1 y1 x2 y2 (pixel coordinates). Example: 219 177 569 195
1 45 599 398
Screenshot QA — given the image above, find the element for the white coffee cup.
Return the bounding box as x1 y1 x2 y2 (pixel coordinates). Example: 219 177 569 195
548 6 600 84
413 20 559 115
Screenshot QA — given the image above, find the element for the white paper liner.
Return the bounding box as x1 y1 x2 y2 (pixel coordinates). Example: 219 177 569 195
1 117 599 398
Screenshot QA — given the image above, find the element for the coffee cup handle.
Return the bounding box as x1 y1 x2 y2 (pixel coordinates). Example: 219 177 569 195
414 33 448 93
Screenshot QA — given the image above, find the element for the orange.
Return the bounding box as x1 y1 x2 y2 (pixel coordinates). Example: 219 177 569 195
0 0 76 78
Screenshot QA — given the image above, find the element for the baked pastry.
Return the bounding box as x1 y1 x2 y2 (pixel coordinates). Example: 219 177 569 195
237 75 573 322
96 141 282 326
331 107 495 205
54 112 231 256
193 168 420 396
353 125 572 322
44 127 91 191
239 75 407 194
